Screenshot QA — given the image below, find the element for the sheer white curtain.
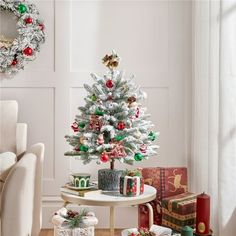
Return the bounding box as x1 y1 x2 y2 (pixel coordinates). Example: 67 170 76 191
191 1 236 235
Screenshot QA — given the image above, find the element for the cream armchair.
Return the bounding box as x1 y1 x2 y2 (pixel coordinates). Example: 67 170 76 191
0 101 45 236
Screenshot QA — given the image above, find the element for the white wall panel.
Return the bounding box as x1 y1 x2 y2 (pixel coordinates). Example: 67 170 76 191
70 1 169 87
0 0 192 229
0 88 55 179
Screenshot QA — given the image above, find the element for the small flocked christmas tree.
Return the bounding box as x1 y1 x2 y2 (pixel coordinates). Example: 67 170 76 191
65 51 159 171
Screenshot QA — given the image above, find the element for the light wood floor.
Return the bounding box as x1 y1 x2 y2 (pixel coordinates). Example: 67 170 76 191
40 229 122 236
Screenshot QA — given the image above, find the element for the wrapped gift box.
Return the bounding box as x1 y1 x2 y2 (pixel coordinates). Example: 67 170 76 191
161 192 197 232
121 224 172 236
54 225 94 236
120 176 144 197
138 167 188 228
52 208 98 236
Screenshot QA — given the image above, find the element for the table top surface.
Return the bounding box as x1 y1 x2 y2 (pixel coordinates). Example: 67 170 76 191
61 185 156 207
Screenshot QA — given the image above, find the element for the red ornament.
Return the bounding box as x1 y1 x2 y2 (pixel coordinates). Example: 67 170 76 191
23 47 33 56
11 59 18 66
25 17 33 24
106 79 113 88
140 144 147 153
117 121 126 130
100 153 109 163
71 122 79 132
38 23 45 31
135 107 140 118
107 95 113 101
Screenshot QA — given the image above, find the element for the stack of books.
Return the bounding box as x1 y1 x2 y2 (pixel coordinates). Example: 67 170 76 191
60 185 101 197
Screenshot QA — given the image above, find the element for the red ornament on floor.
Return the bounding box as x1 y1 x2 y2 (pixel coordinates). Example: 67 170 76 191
106 79 114 88
23 47 33 56
25 17 33 24
117 121 125 130
100 153 109 162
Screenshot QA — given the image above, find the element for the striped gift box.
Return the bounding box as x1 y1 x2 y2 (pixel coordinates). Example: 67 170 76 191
161 192 197 232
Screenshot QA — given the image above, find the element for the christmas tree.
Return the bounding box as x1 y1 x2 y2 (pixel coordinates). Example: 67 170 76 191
65 51 159 170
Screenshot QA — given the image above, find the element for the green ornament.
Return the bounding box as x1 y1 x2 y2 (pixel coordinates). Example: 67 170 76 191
134 153 143 161
78 122 86 128
115 135 125 141
80 145 88 152
18 4 27 14
95 109 104 116
91 94 97 101
148 131 157 141
181 226 193 236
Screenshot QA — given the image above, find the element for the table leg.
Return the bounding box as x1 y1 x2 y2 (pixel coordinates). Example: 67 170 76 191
145 203 154 228
110 206 115 236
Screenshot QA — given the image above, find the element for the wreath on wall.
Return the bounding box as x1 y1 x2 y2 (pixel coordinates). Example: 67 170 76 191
0 0 45 75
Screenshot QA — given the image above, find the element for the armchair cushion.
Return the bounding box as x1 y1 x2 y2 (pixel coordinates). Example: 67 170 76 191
0 152 16 193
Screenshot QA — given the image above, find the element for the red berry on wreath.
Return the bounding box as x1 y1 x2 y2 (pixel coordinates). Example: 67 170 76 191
25 17 33 24
39 24 45 31
100 153 109 162
23 47 33 56
106 79 113 88
11 59 18 66
117 121 126 130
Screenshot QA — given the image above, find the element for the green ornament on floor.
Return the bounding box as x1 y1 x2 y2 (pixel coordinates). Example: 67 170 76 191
91 94 97 101
18 4 27 13
95 109 104 116
148 131 156 141
181 226 193 236
134 153 143 161
114 135 125 141
78 122 86 128
79 145 88 152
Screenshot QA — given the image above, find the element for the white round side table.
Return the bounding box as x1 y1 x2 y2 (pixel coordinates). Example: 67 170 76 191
61 185 156 236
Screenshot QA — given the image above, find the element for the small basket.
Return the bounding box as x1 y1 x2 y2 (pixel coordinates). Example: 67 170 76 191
54 225 94 236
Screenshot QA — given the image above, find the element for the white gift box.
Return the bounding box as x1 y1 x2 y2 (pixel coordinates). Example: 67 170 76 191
54 225 94 236
52 208 97 236
121 225 172 236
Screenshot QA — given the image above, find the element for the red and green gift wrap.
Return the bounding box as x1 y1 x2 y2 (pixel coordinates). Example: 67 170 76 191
138 167 188 227
161 192 197 232
120 176 144 196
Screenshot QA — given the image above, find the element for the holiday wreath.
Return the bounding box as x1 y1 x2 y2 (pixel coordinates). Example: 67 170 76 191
0 0 45 74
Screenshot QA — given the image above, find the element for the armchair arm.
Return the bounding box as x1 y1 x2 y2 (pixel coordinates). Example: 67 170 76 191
16 123 27 157
27 143 45 236
1 153 37 236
